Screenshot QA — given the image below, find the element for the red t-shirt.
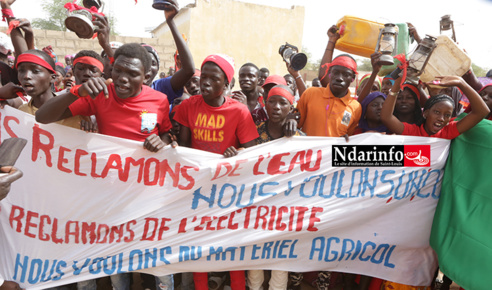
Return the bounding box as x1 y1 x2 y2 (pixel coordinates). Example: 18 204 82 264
402 121 460 139
69 84 172 142
174 95 259 154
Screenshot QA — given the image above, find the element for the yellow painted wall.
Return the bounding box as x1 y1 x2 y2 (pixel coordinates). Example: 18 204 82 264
152 7 192 73
153 0 305 80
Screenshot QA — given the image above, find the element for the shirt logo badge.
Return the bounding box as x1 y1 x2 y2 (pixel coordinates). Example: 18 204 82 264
341 110 352 126
140 110 157 133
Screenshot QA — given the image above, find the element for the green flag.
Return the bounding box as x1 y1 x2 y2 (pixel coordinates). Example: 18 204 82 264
430 116 492 290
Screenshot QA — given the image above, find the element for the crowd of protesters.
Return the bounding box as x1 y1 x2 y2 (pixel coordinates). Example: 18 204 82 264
0 0 490 290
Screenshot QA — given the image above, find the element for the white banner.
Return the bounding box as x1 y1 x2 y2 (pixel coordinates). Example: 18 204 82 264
0 107 449 289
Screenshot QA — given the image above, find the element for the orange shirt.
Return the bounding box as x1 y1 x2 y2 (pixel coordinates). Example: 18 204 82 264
297 87 361 137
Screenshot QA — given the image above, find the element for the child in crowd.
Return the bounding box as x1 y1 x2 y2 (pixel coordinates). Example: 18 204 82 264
283 74 299 101
381 75 394 96
353 91 389 134
231 63 263 112
142 43 161 86
14 49 89 129
58 50 106 135
424 82 465 118
63 68 75 89
251 74 287 123
258 67 269 87
53 65 66 92
174 54 258 289
297 54 362 138
393 82 425 125
311 78 321 87
247 85 304 290
7 55 14 68
64 54 73 70
255 85 305 143
381 76 489 139
184 69 201 97
477 84 492 120
71 50 105 86
464 83 492 120
175 54 258 155
356 73 381 96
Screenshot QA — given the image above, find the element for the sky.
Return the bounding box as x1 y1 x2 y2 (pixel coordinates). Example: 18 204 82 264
5 0 492 70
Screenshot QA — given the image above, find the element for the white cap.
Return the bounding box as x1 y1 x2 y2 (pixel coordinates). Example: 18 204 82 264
101 41 124 56
0 33 13 55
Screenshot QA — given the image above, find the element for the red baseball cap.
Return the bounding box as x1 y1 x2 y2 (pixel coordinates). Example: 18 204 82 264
202 54 235 83
262 75 287 87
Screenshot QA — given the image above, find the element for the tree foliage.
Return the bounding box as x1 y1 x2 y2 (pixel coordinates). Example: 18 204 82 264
302 46 321 71
471 63 489 77
32 0 69 31
32 0 118 35
357 58 372 72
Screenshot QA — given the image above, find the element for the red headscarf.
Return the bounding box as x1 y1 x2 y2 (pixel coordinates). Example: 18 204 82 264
16 53 55 73
402 83 420 100
268 86 295 105
73 56 104 72
479 83 492 94
320 55 358 81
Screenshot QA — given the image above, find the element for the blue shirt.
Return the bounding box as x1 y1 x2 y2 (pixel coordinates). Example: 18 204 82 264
151 76 184 107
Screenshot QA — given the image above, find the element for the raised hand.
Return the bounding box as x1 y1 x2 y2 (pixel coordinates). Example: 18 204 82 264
0 82 24 99
427 76 463 88
77 77 112 99
93 14 110 49
230 90 247 106
370 52 383 73
327 24 340 43
17 18 32 35
164 0 179 21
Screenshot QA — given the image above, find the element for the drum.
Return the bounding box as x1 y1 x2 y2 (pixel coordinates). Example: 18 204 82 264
65 9 94 39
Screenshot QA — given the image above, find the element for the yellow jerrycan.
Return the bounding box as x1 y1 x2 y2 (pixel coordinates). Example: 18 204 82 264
335 15 386 58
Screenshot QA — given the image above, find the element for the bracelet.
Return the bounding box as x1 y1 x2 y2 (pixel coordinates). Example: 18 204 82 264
388 90 397 97
1 9 14 22
69 84 84 98
295 75 302 80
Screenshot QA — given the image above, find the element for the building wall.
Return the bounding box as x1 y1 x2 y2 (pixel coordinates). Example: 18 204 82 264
153 0 305 80
0 28 177 76
152 7 192 73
